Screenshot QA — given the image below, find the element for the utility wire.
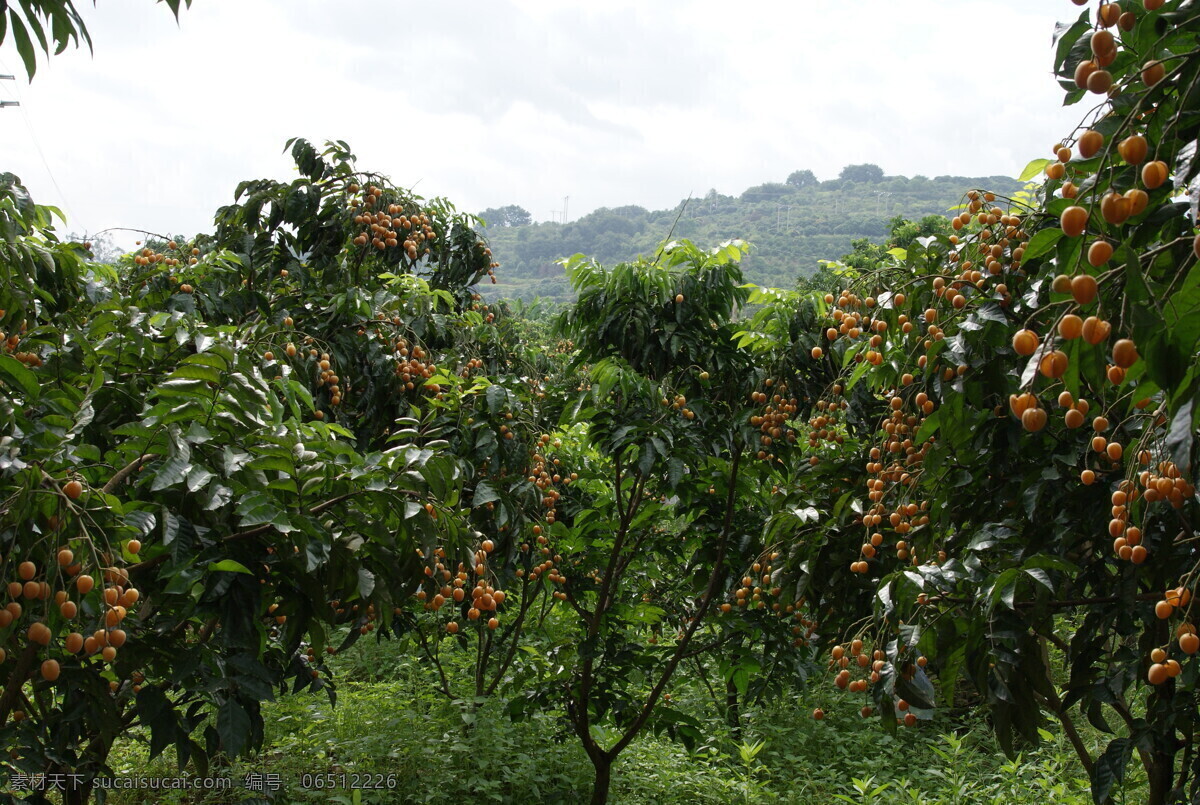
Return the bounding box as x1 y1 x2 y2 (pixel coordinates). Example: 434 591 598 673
0 57 86 232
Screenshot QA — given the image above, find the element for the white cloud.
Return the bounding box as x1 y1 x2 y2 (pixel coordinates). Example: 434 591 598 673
1 0 1085 248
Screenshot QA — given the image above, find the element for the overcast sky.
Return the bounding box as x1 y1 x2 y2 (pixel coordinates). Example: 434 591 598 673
1 0 1084 248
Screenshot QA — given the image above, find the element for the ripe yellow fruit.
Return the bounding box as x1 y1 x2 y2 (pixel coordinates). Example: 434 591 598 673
1075 59 1098 90
1143 160 1169 189
1039 350 1069 379
1078 130 1104 159
1059 314 1084 340
1092 28 1117 56
1071 274 1099 306
1101 192 1132 225
1098 4 1122 28
1087 240 1114 267
1012 329 1039 356
1125 188 1149 216
1021 407 1048 432
1082 316 1112 345
1118 134 1149 165
28 622 51 646
1143 60 1166 87
1061 206 1088 237
1112 338 1139 368
1087 69 1114 94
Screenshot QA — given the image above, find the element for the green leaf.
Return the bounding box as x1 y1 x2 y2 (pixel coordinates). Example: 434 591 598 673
990 568 1019 610
0 354 40 398
17 2 49 55
216 698 250 757
1166 397 1195 473
357 567 375 598
246 454 293 474
1091 737 1132 805
235 491 293 531
1018 158 1053 182
151 447 191 492
135 684 176 760
485 384 507 415
471 480 500 507
169 363 222 384
667 456 684 489
845 355 873 391
1021 228 1064 261
1021 554 1079 576
9 12 37 80
914 409 940 443
1023 567 1054 593
208 559 252 574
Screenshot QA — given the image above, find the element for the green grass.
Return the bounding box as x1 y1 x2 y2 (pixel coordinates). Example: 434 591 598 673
99 633 1146 805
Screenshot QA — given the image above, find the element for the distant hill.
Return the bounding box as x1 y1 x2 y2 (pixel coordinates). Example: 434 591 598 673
476 166 1026 302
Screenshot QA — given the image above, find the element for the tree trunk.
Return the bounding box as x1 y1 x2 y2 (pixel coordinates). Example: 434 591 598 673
1147 749 1176 805
589 755 613 805
64 781 89 805
725 679 741 741
1146 618 1179 805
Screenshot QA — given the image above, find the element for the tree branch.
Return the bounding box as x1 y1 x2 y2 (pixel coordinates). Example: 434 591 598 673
609 448 742 759
0 643 40 725
101 454 157 495
413 624 454 700
485 573 540 697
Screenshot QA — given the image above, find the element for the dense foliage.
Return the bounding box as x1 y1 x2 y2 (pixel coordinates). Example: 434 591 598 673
1 1 1200 804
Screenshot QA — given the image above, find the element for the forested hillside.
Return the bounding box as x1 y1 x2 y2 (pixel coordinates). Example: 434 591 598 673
477 165 1027 300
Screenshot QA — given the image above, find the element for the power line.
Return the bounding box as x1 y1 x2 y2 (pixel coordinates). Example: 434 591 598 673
0 74 17 107
0 61 85 231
